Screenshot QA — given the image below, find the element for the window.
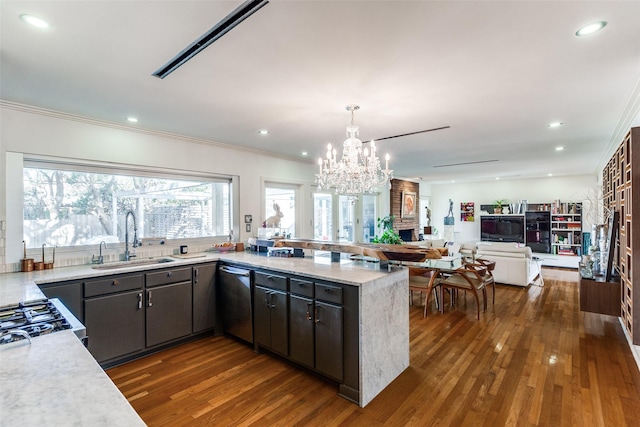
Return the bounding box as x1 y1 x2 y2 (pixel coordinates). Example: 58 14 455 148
312 190 378 243
23 165 232 248
264 185 296 237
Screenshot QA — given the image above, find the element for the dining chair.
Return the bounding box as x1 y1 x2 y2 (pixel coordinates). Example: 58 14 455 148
408 267 441 318
438 264 488 320
469 258 496 304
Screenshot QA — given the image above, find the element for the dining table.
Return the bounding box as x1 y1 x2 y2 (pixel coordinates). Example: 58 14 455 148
388 255 464 314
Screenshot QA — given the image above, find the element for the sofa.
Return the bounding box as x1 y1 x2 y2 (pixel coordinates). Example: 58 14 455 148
475 242 539 287
404 239 477 258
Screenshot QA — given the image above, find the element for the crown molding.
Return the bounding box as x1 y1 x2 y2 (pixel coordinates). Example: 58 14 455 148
0 100 313 165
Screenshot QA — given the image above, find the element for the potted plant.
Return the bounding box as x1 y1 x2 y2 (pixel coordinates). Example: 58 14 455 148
371 215 403 244
494 199 507 214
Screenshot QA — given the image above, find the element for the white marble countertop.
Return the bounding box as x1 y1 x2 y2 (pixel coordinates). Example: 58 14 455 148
0 250 402 418
0 331 145 426
215 251 395 286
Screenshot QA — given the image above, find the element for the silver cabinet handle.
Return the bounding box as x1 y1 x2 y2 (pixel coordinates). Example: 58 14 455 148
148 290 153 307
306 302 312 321
270 293 276 309
137 293 143 309
167 271 172 277
220 267 250 276
314 306 320 323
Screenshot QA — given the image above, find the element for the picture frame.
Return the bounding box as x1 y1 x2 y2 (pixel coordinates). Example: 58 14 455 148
401 191 417 218
244 214 252 224
245 223 251 233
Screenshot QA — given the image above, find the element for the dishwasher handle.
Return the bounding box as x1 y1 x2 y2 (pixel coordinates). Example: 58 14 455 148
220 266 251 277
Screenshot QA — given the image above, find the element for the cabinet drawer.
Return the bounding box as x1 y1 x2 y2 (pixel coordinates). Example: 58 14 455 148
290 278 314 297
146 267 192 287
84 274 143 297
315 283 342 304
255 271 288 291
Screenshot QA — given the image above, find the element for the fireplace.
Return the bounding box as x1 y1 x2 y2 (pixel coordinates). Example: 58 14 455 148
398 229 414 242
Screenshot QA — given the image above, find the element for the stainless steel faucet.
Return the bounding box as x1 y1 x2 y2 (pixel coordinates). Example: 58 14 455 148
92 240 107 264
124 210 140 261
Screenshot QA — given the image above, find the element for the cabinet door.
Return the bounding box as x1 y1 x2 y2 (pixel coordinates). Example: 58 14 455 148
85 290 145 363
269 290 289 356
289 294 314 368
146 281 192 347
254 286 271 348
254 286 288 356
315 301 343 381
193 263 216 333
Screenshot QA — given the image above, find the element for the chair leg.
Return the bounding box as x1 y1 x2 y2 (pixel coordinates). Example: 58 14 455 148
473 289 480 320
492 282 495 304
482 287 487 311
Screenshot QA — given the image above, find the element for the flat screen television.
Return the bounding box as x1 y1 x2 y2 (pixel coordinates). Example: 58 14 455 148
481 215 525 243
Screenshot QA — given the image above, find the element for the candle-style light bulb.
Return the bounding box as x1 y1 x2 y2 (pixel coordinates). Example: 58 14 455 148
318 158 323 174
385 153 390 170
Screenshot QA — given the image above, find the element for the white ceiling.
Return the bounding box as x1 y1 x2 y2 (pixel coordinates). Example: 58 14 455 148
2 1 639 183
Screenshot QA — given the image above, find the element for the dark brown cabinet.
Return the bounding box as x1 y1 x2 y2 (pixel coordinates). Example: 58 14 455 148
254 285 288 356
145 266 193 347
254 269 289 356
85 290 145 363
193 263 216 334
289 279 343 381
580 275 621 316
146 281 192 347
39 280 83 322
83 273 145 363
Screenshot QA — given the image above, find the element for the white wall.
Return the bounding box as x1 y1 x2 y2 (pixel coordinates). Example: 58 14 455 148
427 175 598 242
0 104 317 269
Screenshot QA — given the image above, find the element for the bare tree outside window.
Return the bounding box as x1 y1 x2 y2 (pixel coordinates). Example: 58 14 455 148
23 167 231 248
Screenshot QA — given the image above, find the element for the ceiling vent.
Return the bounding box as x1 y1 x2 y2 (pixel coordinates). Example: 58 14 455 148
152 0 269 79
433 159 499 168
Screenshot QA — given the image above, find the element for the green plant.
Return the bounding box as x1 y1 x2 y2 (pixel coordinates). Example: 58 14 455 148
495 199 508 208
370 215 403 244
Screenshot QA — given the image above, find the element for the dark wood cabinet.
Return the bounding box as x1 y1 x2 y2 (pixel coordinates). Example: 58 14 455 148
192 263 216 334
83 273 145 363
580 276 621 317
85 289 145 363
289 279 343 381
315 300 343 381
289 294 314 368
146 281 193 347
254 285 288 356
39 280 83 322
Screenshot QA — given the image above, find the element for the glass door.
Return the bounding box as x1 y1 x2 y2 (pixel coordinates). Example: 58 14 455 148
313 193 333 241
313 191 377 243
337 195 354 242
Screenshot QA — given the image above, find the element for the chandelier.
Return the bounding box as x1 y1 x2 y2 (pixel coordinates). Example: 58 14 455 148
316 105 393 203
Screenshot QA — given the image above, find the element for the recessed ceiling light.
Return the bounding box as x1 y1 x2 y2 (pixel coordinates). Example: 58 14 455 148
258 129 269 135
496 177 500 180
127 117 138 123
555 146 565 151
301 151 308 156
20 14 49 28
548 122 563 128
451 180 455 183
548 173 553 177
575 21 607 37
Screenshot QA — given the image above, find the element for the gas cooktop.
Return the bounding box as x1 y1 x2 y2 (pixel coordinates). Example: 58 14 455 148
0 299 73 344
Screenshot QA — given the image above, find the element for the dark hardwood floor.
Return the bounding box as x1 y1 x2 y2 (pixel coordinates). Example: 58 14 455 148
108 268 640 426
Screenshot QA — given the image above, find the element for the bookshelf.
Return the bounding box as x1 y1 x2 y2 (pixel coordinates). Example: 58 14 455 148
551 203 582 256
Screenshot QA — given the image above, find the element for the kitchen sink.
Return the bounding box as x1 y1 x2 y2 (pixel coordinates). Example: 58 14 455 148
91 257 175 270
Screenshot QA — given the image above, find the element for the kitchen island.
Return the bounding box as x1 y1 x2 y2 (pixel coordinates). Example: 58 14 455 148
0 250 409 418
217 251 410 407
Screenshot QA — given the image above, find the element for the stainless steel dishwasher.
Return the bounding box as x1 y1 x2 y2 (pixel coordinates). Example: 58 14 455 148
218 265 253 344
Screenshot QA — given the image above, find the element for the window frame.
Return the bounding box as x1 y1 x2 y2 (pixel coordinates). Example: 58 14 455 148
22 156 239 249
